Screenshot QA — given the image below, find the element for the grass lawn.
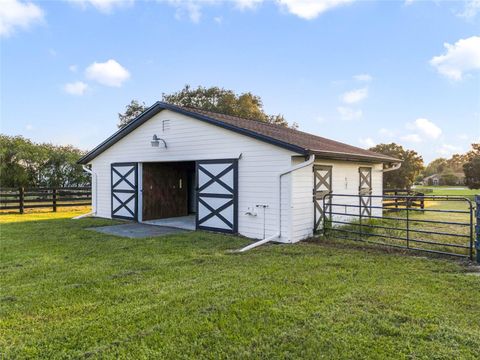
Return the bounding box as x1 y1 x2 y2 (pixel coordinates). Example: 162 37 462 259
413 186 478 201
1 211 480 359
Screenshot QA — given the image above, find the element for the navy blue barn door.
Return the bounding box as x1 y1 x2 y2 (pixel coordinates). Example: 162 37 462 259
111 162 138 220
196 159 238 233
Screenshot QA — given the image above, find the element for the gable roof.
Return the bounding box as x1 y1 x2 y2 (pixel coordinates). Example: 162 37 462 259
78 102 400 164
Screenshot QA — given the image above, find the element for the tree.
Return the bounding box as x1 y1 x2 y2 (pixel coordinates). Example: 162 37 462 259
463 157 480 189
368 143 424 189
162 85 298 128
440 173 458 186
463 143 480 189
0 135 89 188
118 86 298 129
118 100 147 128
423 158 448 177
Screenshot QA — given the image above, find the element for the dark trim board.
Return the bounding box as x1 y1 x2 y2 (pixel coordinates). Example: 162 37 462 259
111 162 138 221
195 159 238 234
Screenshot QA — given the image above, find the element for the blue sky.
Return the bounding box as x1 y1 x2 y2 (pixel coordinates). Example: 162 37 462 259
1 0 479 163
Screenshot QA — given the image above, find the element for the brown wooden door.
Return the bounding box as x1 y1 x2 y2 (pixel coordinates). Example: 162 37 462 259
142 163 188 221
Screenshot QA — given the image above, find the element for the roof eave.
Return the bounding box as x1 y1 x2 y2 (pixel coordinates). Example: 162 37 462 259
310 150 401 164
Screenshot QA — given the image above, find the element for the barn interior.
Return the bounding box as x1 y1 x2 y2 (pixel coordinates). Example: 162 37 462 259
141 161 196 230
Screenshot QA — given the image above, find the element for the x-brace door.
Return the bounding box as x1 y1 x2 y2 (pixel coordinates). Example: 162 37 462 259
314 165 332 231
111 163 138 220
359 167 372 217
196 159 238 233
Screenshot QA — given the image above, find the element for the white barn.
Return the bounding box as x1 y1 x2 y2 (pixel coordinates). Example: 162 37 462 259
78 102 399 244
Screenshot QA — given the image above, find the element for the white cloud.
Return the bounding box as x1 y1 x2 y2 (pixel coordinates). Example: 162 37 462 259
359 137 376 148
437 144 462 156
167 0 216 23
69 65 78 73
341 87 368 104
234 0 263 10
0 0 44 37
408 118 442 139
25 124 34 131
401 134 422 143
64 81 89 95
353 73 372 82
430 36 480 81
457 133 469 140
337 106 362 121
277 0 355 20
213 16 223 24
85 59 130 87
379 128 395 137
458 0 480 20
68 0 134 13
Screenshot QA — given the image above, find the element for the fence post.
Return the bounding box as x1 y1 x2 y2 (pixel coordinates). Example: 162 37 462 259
475 195 480 264
19 186 24 214
52 188 57 212
406 197 410 249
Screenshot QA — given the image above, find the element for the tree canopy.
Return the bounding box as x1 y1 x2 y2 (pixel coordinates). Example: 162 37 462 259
421 143 479 187
118 85 298 129
368 143 424 189
463 143 480 189
118 100 147 128
0 135 89 188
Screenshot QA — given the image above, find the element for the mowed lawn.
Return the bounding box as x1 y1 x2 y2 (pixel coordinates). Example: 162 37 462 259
1 211 480 359
414 186 478 201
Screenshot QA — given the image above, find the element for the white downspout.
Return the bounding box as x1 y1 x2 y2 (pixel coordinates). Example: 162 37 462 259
237 154 315 252
72 165 97 219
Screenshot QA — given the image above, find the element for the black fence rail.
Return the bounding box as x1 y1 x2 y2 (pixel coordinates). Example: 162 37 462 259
322 193 475 260
383 189 425 210
0 187 91 214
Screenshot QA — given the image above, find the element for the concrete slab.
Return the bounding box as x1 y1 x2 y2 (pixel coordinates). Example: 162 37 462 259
143 215 196 231
88 223 189 239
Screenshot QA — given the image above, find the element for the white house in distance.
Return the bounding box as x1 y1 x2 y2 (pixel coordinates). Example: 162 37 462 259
78 102 400 244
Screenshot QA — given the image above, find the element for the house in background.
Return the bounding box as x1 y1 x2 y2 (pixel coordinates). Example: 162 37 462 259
423 174 441 186
422 173 466 186
78 102 399 243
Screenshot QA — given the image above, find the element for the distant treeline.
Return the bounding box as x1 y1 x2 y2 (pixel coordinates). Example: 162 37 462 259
0 135 89 188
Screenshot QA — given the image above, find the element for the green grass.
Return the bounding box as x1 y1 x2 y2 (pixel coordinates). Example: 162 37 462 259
1 211 480 359
328 199 473 257
414 186 478 200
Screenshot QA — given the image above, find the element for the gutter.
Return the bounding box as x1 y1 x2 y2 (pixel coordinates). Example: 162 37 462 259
383 162 402 173
237 154 315 252
72 165 97 219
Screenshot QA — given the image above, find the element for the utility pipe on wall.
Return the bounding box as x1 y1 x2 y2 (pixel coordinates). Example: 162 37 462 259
72 165 97 219
237 154 315 252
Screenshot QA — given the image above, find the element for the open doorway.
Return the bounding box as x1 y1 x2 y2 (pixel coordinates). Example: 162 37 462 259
142 161 196 230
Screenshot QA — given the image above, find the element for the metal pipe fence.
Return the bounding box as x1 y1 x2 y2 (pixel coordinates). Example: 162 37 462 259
322 193 475 260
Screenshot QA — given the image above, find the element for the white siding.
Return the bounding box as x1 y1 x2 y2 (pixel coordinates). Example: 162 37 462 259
290 159 384 241
90 109 296 242
290 157 314 242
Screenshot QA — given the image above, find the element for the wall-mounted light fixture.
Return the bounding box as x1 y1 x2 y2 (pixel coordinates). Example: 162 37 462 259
151 134 167 148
